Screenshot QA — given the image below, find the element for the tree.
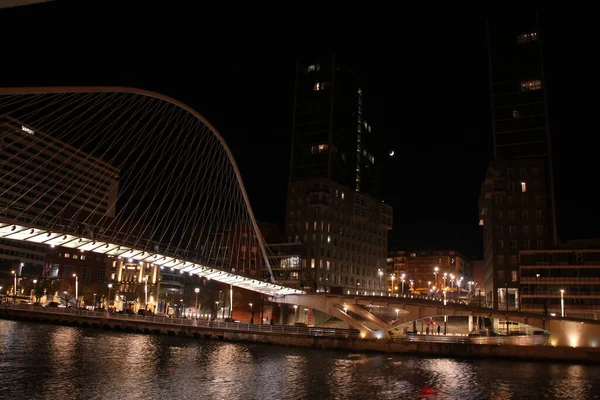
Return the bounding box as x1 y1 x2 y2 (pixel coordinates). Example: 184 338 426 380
59 289 74 306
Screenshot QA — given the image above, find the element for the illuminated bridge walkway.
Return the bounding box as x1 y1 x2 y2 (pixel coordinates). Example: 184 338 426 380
0 87 302 297
270 293 600 347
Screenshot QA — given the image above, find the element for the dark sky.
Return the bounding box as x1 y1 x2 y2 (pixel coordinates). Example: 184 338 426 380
0 3 598 259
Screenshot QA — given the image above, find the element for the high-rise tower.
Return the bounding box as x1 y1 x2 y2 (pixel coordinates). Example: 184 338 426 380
286 55 392 293
480 14 557 309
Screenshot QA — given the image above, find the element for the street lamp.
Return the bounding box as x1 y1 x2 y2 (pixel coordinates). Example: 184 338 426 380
395 308 400 320
409 279 414 293
442 273 447 289
11 270 16 303
434 267 439 286
390 274 395 294
249 302 253 324
293 304 298 323
560 289 565 317
73 273 78 308
378 269 383 292
93 293 97 310
144 276 148 307
107 283 113 309
195 288 200 319
401 273 406 294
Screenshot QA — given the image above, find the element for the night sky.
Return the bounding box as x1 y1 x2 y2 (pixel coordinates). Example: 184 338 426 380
1 3 598 259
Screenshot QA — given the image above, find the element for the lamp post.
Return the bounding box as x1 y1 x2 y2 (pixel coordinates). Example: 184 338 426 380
560 289 565 317
107 283 113 309
195 288 200 319
144 276 148 308
401 273 406 295
410 279 414 293
93 293 97 310
428 281 431 290
293 304 298 324
73 273 78 308
442 273 447 289
505 283 509 335
450 274 455 297
395 308 400 320
390 274 395 295
443 289 447 335
11 270 16 303
249 302 254 324
434 267 439 286
32 279 37 302
378 269 383 292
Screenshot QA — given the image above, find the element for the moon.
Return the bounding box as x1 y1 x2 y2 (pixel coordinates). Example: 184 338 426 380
389 150 395 157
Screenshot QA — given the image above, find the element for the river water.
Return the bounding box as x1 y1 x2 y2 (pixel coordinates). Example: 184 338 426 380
1 319 599 399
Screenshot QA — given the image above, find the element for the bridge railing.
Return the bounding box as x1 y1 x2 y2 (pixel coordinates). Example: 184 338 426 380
1 303 360 339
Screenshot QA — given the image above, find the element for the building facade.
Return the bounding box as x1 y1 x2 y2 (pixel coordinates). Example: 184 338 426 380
520 240 600 320
286 56 392 294
481 14 557 310
387 250 472 297
287 177 390 294
480 159 552 309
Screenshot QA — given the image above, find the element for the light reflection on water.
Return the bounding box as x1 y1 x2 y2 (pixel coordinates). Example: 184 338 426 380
1 319 600 399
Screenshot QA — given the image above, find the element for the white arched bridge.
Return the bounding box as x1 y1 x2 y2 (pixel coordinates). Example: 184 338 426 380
1 87 598 348
0 86 302 296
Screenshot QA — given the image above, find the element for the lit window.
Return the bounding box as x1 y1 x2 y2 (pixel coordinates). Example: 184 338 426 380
327 235 331 244
80 255 86 260
72 254 78 260
358 88 362 95
520 80 542 92
341 192 345 200
314 82 321 91
64 253 70 258
311 144 328 154
517 32 538 43
307 64 319 72
512 109 520 118
521 182 527 192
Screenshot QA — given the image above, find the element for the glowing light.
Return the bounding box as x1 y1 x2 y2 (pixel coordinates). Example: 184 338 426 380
389 150 395 157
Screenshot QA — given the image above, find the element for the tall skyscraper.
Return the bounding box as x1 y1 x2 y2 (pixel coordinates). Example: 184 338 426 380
286 55 392 294
480 14 557 309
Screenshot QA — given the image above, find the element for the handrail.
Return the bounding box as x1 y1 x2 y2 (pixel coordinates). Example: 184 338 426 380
0 303 360 339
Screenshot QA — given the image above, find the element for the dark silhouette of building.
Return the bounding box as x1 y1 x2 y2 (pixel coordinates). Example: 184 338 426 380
286 56 392 294
480 14 558 310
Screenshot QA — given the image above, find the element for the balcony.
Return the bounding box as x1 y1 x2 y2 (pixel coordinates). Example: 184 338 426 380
308 196 331 207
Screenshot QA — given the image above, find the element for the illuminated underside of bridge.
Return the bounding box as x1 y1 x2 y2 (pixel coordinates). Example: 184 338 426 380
0 221 302 296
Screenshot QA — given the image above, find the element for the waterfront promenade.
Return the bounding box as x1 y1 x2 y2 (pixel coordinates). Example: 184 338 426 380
2 303 600 363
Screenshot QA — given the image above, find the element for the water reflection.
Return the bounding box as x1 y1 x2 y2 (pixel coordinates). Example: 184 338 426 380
1 320 600 400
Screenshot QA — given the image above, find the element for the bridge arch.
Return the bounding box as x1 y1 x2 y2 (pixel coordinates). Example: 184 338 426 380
0 86 301 295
